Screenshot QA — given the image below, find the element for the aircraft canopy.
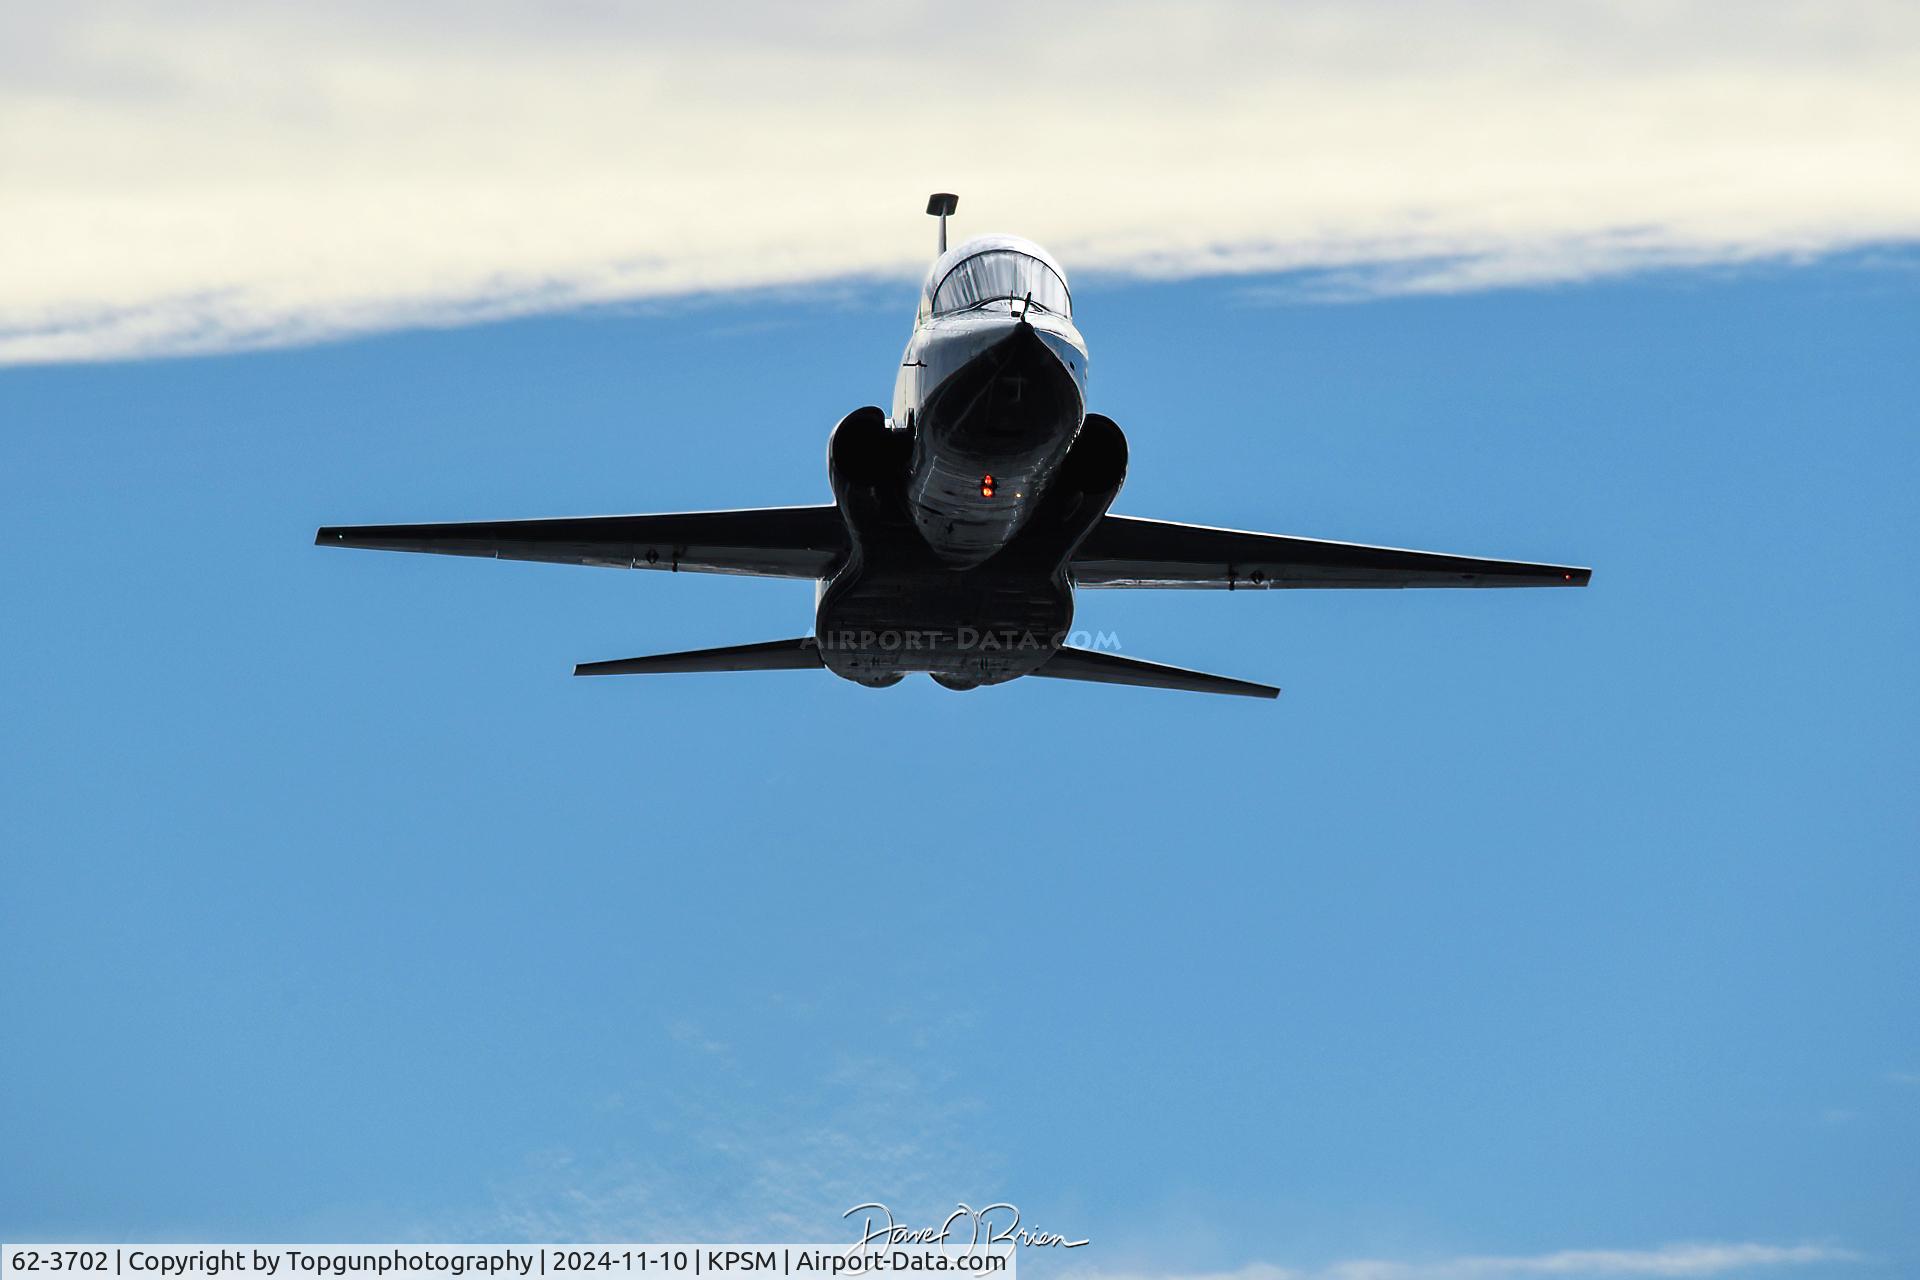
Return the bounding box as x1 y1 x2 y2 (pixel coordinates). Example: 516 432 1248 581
922 234 1072 319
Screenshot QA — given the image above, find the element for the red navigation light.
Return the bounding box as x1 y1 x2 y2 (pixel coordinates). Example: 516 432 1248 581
981 474 996 498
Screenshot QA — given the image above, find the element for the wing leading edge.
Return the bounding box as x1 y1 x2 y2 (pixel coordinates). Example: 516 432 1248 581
316 505 847 579
1071 515 1590 589
318 507 1584 589
1033 646 1279 699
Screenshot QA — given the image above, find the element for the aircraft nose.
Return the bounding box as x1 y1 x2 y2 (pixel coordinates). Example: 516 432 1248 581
1000 311 1076 377
973 314 1084 421
990 315 1055 375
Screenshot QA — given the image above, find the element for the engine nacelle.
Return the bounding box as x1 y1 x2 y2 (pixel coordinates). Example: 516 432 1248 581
827 405 908 499
1054 412 1128 507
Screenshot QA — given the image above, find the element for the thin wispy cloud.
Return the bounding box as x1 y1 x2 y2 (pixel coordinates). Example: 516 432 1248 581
445 1026 1855 1278
4 0 1918 364
464 1016 995 1244
1076 1243 1856 1280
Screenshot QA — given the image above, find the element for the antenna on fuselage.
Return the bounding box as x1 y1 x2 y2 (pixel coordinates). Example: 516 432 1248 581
926 192 958 254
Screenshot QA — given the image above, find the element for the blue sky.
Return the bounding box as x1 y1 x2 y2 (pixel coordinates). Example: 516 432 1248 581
2 254 1915 1279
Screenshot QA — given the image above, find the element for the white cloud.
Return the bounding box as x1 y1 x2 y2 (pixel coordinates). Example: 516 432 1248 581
465 1023 995 1244
1076 1243 1856 1280
4 0 1918 363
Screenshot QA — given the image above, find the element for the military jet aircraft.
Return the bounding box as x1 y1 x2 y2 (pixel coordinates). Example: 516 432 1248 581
318 194 1589 699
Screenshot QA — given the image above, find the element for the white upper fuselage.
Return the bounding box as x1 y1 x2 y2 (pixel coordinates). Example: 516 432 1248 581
892 234 1089 566
892 234 1088 424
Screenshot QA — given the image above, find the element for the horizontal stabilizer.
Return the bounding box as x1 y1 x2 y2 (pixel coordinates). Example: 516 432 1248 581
573 637 823 677
1032 646 1279 699
318 506 847 580
1073 514 1590 589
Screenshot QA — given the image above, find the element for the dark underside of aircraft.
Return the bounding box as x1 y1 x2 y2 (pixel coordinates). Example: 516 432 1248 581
318 196 1588 700
315 490 1589 701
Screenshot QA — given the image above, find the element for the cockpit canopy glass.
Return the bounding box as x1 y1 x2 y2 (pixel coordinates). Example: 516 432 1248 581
931 251 1072 318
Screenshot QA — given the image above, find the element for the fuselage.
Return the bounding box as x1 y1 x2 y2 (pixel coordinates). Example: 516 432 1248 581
814 233 1121 691
892 235 1089 566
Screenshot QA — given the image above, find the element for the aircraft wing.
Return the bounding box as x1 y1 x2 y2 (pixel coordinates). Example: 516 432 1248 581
316 505 847 579
1032 645 1279 698
1072 515 1590 589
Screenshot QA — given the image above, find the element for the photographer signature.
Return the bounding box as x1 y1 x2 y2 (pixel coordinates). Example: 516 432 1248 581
844 1202 1089 1250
